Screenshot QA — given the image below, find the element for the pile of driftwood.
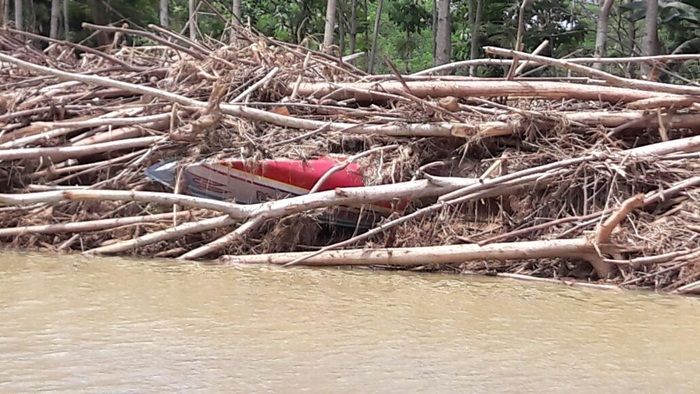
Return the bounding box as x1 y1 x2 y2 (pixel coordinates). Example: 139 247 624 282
1 24 699 294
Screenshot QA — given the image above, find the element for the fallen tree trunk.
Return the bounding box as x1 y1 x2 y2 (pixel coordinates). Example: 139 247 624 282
221 238 612 268
287 80 671 103
675 280 700 295
484 46 700 97
626 96 700 110
72 119 171 145
0 189 247 216
87 215 236 255
562 110 700 129
414 54 700 77
468 111 700 138
0 136 162 162
0 211 192 236
1 115 170 149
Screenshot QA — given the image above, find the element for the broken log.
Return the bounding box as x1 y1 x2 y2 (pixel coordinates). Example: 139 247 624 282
221 238 614 270
484 46 700 97
287 80 672 103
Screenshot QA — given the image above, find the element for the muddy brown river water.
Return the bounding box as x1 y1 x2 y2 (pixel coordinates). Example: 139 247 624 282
0 251 698 392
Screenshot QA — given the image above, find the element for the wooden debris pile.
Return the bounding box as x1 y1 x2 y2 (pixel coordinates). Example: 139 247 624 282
0 24 699 294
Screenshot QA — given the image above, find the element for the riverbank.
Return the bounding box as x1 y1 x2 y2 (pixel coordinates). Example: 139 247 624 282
0 25 698 293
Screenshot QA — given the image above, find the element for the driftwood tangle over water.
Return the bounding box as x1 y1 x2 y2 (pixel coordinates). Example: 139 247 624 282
0 24 699 294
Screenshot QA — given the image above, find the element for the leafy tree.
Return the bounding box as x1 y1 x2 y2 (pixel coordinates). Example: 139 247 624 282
387 0 430 71
5 0 698 80
621 0 700 54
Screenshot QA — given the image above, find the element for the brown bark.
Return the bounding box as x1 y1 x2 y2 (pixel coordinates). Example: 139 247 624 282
564 110 700 129
83 22 204 59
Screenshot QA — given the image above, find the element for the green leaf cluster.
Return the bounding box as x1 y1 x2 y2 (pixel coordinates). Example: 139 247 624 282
14 0 698 78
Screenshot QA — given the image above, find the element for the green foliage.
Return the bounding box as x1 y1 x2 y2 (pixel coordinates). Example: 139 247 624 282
621 0 700 53
240 0 326 44
18 0 697 78
387 0 430 34
386 0 431 72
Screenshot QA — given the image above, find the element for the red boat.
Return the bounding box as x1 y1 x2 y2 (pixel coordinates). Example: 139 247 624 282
146 156 389 229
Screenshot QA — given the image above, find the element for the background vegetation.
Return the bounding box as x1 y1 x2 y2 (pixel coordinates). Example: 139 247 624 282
1 0 699 77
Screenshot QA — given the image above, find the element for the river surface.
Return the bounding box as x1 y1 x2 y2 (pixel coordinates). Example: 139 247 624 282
0 251 698 392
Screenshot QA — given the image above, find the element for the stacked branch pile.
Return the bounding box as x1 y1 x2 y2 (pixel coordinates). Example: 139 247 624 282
1 24 699 294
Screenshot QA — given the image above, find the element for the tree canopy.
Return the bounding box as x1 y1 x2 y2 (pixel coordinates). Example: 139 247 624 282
3 0 699 77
